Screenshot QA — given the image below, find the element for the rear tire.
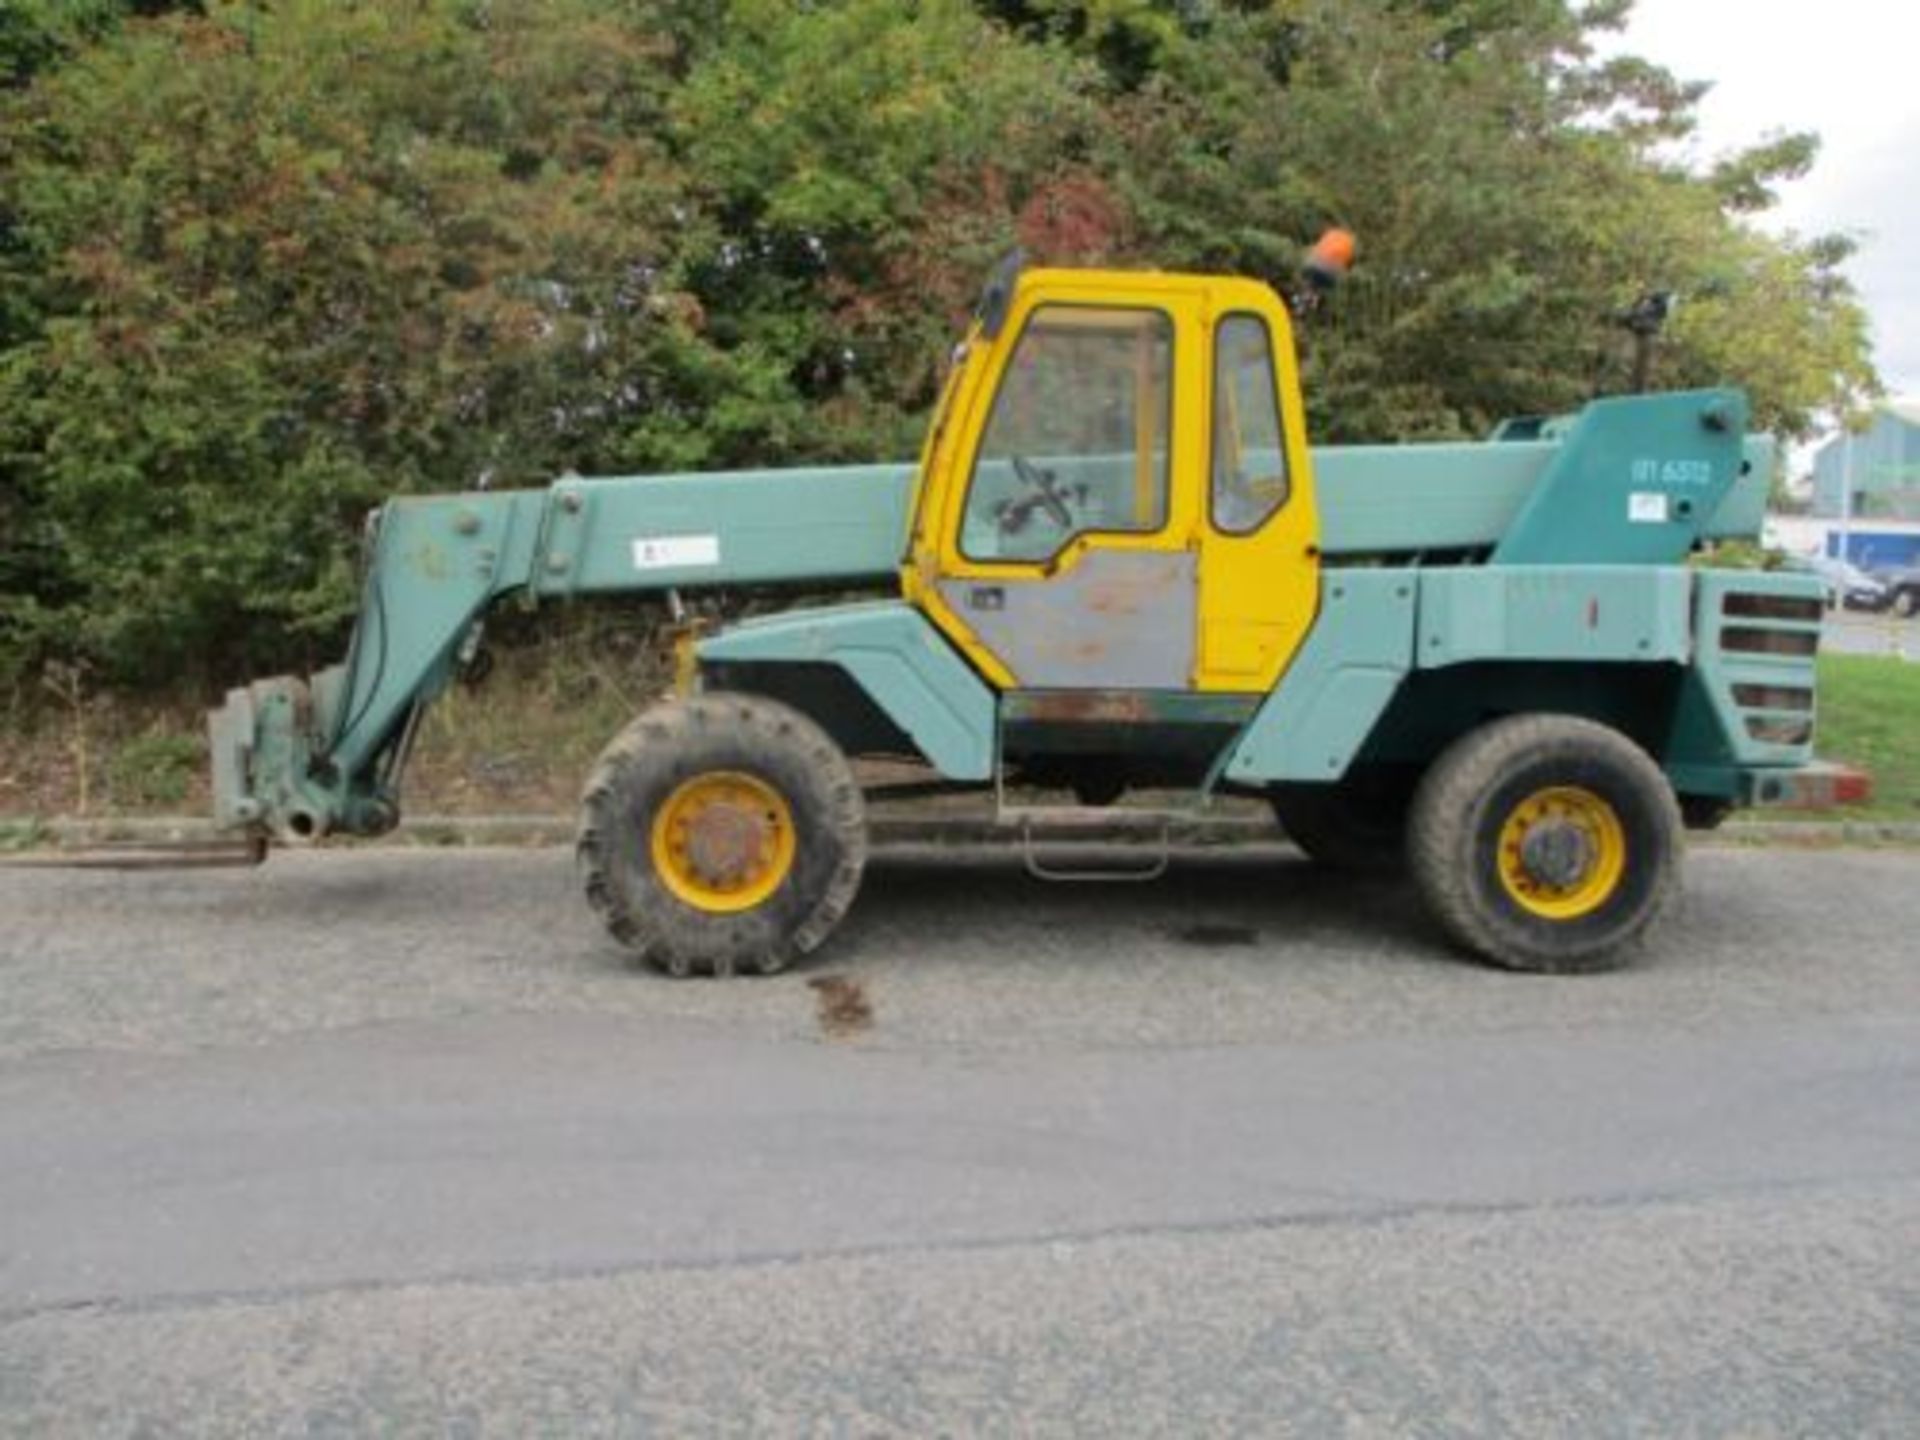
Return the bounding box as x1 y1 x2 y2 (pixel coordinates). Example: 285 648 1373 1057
1408 715 1680 974
577 694 866 977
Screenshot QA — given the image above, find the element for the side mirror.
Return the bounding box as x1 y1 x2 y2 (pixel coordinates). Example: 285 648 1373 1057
975 249 1028 341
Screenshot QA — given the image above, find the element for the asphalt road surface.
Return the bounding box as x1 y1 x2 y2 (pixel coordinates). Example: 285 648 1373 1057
2 844 1916 1435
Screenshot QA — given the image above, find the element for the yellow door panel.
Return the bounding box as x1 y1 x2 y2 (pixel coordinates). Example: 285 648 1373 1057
914 278 1205 689
904 267 1320 695
1202 620 1295 679
1193 295 1321 692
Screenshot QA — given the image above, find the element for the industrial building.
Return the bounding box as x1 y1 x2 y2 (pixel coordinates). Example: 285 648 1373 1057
1810 399 1920 522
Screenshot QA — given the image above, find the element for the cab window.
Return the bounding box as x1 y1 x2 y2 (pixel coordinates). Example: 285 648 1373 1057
1210 313 1290 534
960 305 1172 564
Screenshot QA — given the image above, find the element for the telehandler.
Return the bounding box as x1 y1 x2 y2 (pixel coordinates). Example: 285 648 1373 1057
208 245 1836 975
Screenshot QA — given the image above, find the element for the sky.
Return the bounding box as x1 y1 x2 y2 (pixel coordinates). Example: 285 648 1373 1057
1613 0 1920 399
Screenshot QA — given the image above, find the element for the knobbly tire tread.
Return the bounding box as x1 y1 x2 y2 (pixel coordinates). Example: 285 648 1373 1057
1407 714 1681 974
576 694 866 977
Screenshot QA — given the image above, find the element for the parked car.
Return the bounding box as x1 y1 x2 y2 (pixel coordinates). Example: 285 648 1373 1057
1780 554 1890 612
1868 565 1920 618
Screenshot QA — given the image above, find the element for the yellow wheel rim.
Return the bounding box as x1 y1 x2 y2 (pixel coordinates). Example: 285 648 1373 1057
649 771 796 913
1495 785 1627 920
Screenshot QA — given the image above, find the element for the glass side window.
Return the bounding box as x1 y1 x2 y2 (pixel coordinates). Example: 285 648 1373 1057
1210 313 1290 534
960 305 1173 564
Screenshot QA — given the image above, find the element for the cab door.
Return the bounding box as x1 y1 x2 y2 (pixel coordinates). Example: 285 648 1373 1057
1194 297 1321 692
922 282 1207 689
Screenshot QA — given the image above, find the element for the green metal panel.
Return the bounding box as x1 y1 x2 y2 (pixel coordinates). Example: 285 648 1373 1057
1415 566 1694 668
1490 389 1748 565
210 490 551 834
1714 435 1778 539
532 464 914 595
1310 399 1771 558
1229 566 1694 785
697 600 997 781
1223 571 1418 783
322 491 549 781
1226 563 1817 793
1314 443 1550 555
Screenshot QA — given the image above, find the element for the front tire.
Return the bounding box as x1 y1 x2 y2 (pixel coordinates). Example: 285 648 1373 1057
577 694 866 977
1408 715 1681 974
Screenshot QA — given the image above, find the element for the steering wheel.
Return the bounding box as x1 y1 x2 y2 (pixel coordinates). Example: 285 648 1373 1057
1010 455 1074 530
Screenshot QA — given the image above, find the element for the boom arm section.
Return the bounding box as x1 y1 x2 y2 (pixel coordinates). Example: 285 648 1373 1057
210 464 912 839
1315 391 1770 561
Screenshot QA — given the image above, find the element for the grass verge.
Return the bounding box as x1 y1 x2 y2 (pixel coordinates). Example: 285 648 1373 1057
1765 653 1920 824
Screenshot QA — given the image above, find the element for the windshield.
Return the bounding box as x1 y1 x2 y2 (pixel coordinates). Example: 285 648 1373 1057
958 305 1173 564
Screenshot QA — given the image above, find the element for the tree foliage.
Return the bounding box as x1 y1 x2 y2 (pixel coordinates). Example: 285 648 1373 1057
0 0 1882 693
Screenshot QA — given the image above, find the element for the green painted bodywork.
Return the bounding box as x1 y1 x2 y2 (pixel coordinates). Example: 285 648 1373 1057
1226 564 1822 789
1314 399 1771 557
1415 566 1694 667
1314 443 1549 554
1222 572 1416 785
211 491 547 835
207 384 1812 839
534 465 912 595
1223 387 1790 791
695 601 997 781
1491 390 1748 565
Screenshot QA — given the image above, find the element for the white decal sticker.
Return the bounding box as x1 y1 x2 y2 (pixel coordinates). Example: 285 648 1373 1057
1628 491 1670 524
632 534 721 570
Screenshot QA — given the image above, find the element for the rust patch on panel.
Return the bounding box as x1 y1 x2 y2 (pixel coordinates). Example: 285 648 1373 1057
1003 690 1263 726
1011 691 1157 723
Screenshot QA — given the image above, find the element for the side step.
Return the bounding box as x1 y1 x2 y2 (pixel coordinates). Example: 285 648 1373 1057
1005 806 1177 883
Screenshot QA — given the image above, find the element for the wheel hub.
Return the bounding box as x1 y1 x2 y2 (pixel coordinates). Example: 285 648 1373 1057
649 771 796 913
680 800 775 889
1495 785 1627 920
1517 819 1595 890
